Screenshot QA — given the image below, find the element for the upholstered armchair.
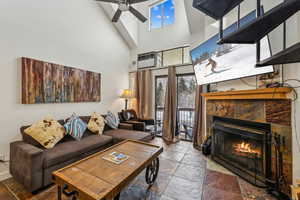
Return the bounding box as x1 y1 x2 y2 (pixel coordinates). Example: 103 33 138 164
118 109 155 132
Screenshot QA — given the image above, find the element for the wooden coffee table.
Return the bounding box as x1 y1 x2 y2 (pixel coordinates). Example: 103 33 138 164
52 140 163 200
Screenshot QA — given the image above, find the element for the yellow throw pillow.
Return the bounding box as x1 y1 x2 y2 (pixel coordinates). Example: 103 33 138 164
24 117 65 149
88 113 105 135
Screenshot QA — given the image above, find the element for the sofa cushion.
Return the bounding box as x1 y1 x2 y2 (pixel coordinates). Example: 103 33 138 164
105 111 119 129
20 116 113 147
122 111 131 121
21 119 66 148
43 134 113 168
87 113 106 134
24 117 66 149
104 129 153 143
64 113 87 140
77 116 112 132
21 125 43 148
122 109 138 121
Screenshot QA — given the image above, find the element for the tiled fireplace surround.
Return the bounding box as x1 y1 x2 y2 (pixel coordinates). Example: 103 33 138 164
203 89 293 195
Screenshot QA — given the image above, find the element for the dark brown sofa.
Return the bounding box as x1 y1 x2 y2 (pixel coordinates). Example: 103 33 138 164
10 116 153 192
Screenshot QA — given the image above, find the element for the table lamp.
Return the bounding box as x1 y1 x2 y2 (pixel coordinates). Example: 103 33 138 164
120 89 134 110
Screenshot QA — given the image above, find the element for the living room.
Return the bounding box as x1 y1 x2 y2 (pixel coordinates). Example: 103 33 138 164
0 0 300 200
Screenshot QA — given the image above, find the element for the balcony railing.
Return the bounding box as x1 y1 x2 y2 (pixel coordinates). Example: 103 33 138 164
155 107 195 141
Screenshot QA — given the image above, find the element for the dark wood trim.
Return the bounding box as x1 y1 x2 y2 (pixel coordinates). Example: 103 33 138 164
201 87 293 100
176 72 195 77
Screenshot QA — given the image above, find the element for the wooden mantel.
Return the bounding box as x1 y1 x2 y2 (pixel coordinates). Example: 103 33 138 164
201 87 293 100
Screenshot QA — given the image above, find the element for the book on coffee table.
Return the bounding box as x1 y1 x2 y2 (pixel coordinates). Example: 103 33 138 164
102 151 129 164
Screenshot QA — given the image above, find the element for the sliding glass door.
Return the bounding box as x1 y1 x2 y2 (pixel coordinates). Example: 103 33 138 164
177 74 196 141
154 74 196 141
155 75 167 137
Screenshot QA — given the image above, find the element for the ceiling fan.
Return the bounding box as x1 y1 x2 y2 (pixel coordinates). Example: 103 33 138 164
96 0 148 23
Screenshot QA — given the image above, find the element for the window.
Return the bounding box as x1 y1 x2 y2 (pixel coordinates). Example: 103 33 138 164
155 76 167 109
177 75 196 109
137 46 191 69
177 74 196 141
155 76 167 136
150 0 175 30
161 46 191 67
154 74 196 140
163 48 182 66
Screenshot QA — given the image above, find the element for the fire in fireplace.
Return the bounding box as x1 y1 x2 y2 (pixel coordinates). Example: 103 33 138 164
212 116 271 187
234 141 261 157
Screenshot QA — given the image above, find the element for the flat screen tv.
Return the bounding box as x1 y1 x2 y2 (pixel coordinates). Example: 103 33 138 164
190 10 274 85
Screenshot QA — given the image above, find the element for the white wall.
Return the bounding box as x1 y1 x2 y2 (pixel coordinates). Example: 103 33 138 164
101 2 139 48
0 0 131 160
184 0 205 35
199 0 300 183
136 0 191 53
117 6 139 46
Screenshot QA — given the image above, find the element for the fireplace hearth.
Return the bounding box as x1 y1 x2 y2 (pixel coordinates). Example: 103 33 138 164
212 116 272 187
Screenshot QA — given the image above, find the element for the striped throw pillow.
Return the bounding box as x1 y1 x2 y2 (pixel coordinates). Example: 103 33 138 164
105 111 119 129
64 113 87 140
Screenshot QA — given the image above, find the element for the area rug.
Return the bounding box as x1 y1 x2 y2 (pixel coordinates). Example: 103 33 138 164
2 178 72 200
1 177 157 200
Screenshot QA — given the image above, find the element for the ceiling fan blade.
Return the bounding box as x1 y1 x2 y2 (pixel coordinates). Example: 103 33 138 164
128 0 148 4
95 0 119 3
112 9 122 22
129 6 147 23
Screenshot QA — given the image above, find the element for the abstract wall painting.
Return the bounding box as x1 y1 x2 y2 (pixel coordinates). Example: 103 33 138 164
22 57 101 104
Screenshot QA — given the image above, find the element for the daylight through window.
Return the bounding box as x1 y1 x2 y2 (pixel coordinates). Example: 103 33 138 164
150 0 175 30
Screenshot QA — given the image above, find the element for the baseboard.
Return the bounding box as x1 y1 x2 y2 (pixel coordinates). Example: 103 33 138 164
0 170 11 181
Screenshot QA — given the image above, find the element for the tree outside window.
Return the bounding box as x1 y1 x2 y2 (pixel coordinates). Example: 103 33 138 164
177 76 196 109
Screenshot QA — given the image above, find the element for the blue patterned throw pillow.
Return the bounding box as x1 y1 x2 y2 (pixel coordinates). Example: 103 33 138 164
64 113 87 140
105 111 119 129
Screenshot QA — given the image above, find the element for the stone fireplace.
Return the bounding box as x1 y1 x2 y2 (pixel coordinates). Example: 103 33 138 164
202 88 293 195
212 116 272 187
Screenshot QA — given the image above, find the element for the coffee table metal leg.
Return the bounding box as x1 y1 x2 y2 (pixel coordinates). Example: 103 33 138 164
145 157 160 186
57 185 62 200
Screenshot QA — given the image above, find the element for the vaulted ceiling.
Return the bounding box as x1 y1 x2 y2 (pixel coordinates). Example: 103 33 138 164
97 0 207 49
184 0 206 35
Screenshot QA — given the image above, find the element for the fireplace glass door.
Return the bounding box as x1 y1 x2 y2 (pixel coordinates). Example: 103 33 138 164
214 127 264 176
211 117 271 187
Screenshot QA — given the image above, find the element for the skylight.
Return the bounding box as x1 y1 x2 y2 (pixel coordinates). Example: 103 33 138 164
149 0 175 30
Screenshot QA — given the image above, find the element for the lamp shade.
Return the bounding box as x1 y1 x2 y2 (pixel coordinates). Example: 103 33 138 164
120 89 134 99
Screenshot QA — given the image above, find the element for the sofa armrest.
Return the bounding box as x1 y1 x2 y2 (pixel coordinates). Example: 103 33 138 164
139 118 155 126
119 123 134 130
125 121 146 131
10 141 44 192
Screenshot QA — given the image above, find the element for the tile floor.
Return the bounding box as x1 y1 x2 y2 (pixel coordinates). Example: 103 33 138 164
0 138 277 200
119 137 276 200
